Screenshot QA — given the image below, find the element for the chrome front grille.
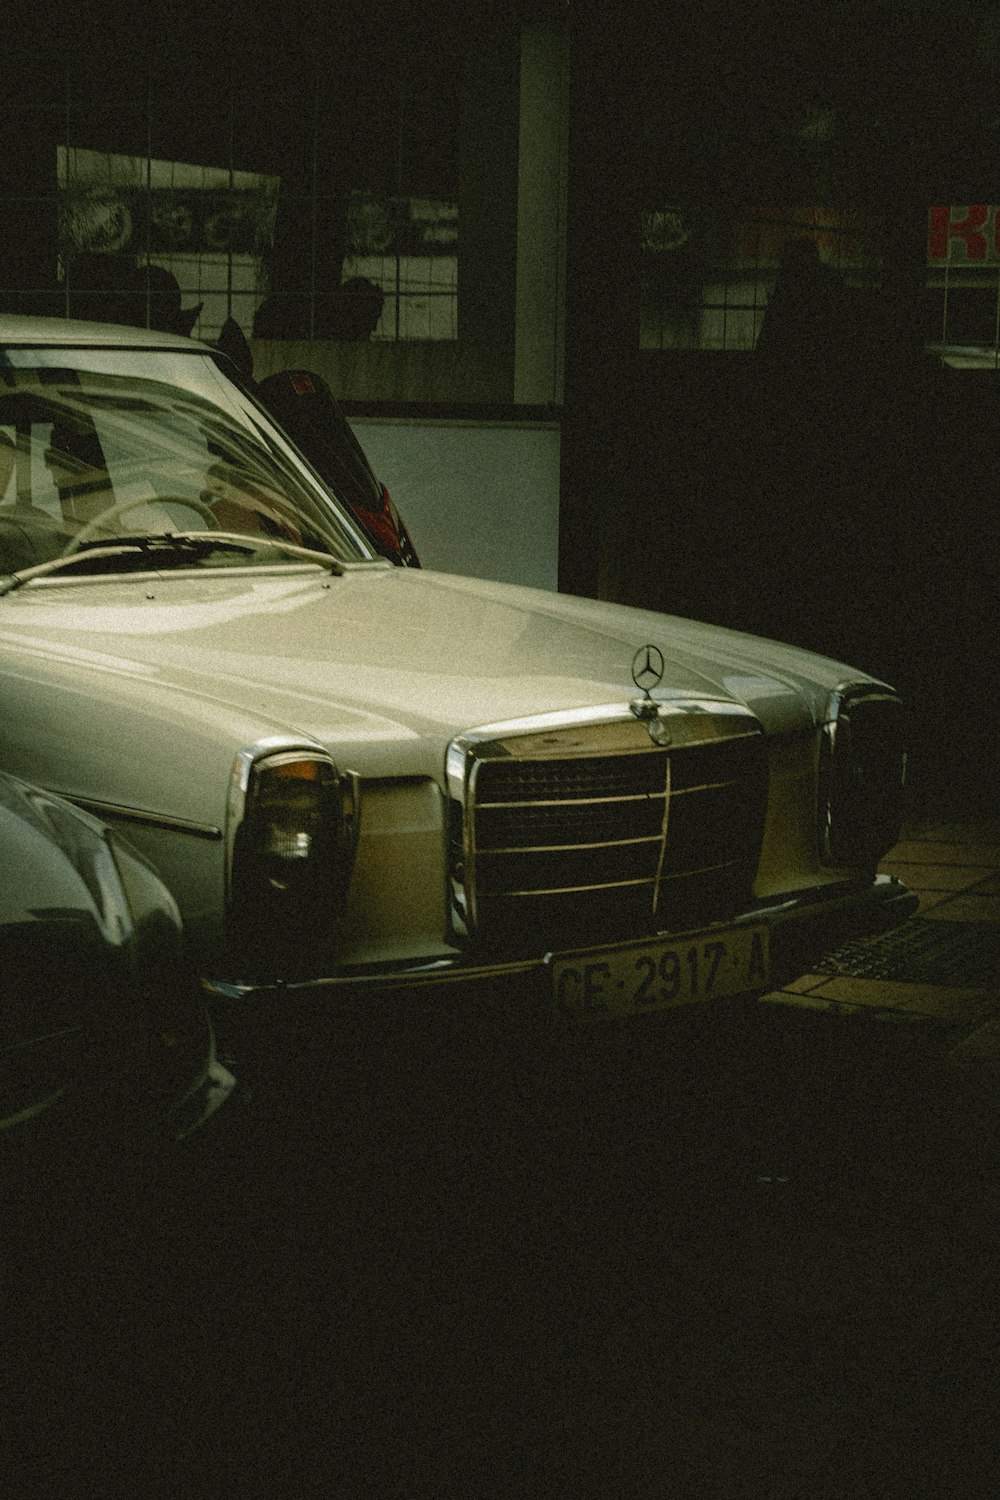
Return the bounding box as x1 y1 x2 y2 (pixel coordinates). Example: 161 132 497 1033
447 703 768 953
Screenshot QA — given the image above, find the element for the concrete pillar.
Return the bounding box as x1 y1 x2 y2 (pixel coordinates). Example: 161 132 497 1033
559 9 642 598
457 16 520 404
514 23 569 406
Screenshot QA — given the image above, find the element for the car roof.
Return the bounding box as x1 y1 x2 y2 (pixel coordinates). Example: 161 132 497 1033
0 313 211 353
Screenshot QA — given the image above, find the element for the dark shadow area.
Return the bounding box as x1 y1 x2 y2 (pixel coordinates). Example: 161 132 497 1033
6 985 1000 1496
612 338 999 820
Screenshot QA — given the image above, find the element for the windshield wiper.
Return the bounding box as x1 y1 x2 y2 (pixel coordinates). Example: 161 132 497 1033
0 534 254 595
84 532 258 560
0 529 373 596
0 545 144 595
189 532 389 574
167 530 353 572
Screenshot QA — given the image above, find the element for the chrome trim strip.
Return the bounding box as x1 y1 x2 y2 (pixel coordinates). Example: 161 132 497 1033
651 751 672 914
476 777 739 811
445 701 762 797
497 858 739 898
68 796 222 840
481 835 663 854
465 757 482 932
477 792 668 809
503 876 658 896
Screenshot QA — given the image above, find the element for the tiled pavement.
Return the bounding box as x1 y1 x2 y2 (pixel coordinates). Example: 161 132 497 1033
761 812 1000 1074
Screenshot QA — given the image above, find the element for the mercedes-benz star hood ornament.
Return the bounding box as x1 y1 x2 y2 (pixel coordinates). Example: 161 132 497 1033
631 644 665 694
629 644 672 744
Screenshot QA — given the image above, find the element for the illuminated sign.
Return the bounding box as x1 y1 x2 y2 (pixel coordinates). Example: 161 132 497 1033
928 206 1000 265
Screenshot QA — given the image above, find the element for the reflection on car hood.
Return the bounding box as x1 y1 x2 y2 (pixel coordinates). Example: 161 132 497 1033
1 567 866 781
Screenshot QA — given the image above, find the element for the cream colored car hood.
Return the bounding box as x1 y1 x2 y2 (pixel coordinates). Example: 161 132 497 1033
1 563 863 784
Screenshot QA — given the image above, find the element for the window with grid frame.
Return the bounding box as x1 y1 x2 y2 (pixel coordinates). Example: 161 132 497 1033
640 205 886 352
56 148 458 344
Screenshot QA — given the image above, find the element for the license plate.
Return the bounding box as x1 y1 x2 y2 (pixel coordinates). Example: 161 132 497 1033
551 923 769 1023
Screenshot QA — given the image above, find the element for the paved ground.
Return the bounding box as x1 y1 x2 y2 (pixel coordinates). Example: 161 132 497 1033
5 806 1000 1498
772 807 1000 1072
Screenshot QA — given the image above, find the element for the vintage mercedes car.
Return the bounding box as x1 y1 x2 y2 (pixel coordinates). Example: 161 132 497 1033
0 769 233 1177
0 316 915 1028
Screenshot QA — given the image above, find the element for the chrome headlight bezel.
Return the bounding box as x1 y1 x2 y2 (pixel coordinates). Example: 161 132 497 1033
818 683 908 869
224 739 360 981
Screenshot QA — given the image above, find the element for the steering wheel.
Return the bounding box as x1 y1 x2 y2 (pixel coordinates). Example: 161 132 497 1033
61 495 219 556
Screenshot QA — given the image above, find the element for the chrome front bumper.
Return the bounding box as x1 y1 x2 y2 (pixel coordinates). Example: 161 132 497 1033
203 874 918 1004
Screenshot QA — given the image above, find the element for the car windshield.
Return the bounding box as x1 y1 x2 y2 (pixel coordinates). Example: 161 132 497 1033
0 347 370 578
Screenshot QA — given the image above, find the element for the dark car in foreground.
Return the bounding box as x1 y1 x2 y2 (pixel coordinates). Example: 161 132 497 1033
0 772 233 1184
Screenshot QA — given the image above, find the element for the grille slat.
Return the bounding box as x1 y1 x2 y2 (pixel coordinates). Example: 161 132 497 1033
504 876 659 896
478 801 664 848
478 792 666 808
453 711 768 952
497 859 744 898
486 836 664 856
